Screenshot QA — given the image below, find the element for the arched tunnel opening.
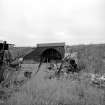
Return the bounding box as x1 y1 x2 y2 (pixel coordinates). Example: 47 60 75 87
40 48 62 63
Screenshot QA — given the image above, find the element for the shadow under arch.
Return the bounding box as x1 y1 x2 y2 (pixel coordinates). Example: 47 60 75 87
40 48 62 63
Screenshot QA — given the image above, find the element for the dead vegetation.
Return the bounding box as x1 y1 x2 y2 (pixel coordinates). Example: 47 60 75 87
4 65 105 105
1 44 105 105
0 63 104 105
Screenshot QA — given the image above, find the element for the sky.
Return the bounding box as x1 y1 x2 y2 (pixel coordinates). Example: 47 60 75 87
0 0 105 46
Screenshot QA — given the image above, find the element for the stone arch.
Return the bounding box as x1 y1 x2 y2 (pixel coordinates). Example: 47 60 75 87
40 48 62 62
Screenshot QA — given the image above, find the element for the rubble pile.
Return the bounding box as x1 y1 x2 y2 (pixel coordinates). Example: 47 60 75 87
89 73 105 88
46 53 80 80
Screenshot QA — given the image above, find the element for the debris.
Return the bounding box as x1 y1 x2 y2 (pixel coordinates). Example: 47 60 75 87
47 63 58 71
88 73 105 88
24 71 32 79
57 54 79 75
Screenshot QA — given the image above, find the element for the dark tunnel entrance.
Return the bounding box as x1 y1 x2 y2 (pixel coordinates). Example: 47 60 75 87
40 48 62 63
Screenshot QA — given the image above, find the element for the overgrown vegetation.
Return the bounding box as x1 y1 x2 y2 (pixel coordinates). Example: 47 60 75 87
66 44 105 73
1 44 105 105
5 68 105 105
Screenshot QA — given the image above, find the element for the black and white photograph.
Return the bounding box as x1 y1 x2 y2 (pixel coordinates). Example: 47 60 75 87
0 0 105 105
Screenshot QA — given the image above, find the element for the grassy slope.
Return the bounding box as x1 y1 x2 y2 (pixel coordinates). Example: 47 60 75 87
9 47 34 59
66 44 105 73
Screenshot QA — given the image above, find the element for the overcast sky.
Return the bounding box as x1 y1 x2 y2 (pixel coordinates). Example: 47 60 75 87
0 0 105 46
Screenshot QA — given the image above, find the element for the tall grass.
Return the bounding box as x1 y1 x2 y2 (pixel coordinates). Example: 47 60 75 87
6 67 105 105
5 44 105 105
68 44 105 74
